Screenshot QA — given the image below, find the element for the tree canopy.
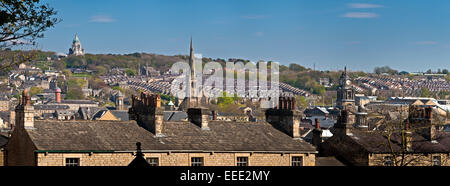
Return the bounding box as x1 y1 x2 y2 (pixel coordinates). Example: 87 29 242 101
0 0 60 48
374 66 398 75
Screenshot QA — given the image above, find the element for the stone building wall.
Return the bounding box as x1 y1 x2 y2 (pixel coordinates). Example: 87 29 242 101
365 104 409 115
369 153 450 166
5 128 37 166
0 150 4 166
34 152 315 166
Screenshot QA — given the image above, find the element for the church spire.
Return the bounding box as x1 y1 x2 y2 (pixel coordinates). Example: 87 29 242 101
190 36 193 51
341 66 348 79
189 37 194 64
189 37 195 77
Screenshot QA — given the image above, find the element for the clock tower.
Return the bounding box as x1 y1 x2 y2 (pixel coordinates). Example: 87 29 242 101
336 67 355 109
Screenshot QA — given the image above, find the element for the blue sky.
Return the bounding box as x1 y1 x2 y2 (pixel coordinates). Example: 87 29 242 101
37 0 450 72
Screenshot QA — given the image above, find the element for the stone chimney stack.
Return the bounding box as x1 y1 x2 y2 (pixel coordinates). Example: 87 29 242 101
187 108 210 130
312 118 323 147
212 110 217 121
15 90 34 130
55 87 61 103
265 96 301 139
128 92 164 137
315 118 320 129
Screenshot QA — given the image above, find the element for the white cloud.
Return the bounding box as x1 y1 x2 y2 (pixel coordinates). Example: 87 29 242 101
342 12 379 18
89 15 116 23
415 41 438 45
348 3 384 9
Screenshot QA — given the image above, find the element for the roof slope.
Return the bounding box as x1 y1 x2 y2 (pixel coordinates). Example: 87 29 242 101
27 120 317 153
337 129 450 153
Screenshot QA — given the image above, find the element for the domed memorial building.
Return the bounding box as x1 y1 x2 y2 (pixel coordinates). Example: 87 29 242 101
68 34 85 56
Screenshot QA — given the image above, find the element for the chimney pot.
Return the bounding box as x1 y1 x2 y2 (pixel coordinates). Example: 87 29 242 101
315 118 321 129
212 110 217 120
55 88 61 103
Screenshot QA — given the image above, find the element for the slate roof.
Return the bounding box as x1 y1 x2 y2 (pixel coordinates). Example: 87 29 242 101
0 133 8 148
0 111 10 122
27 120 317 153
315 157 345 166
91 110 107 120
34 105 70 110
90 110 129 121
76 107 104 120
110 110 129 121
333 129 450 153
163 111 187 121
306 116 336 129
47 100 98 105
61 100 98 105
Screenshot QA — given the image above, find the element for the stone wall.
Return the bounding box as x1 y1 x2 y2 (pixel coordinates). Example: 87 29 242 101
365 104 409 115
369 153 450 166
34 152 315 166
5 128 37 166
266 109 302 138
0 150 4 166
129 93 163 135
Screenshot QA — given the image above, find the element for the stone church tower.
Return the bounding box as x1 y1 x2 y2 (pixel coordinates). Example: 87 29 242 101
181 38 208 110
68 34 85 56
336 67 355 109
115 91 126 111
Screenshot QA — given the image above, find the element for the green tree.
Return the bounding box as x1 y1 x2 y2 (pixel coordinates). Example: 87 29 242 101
420 87 432 97
95 66 108 76
112 86 124 93
65 87 84 100
0 50 38 72
0 0 60 48
29 87 43 96
296 96 308 109
89 77 107 89
374 66 398 75
312 85 326 96
52 60 66 71
289 64 307 72
160 94 174 102
217 92 238 111
65 56 86 68
67 78 86 88
125 68 136 76
62 69 72 78
217 92 234 105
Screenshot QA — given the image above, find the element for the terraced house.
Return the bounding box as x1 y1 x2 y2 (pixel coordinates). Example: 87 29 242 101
320 106 450 166
4 91 317 166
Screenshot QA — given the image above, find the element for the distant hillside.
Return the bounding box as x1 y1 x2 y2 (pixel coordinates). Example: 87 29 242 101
1 50 366 96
